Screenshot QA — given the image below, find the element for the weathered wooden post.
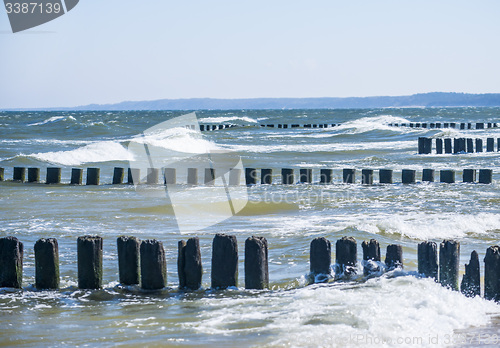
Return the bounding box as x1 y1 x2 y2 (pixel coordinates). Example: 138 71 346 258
245 236 269 289
164 168 176 185
463 169 476 183
343 169 356 184
77 236 103 289
310 237 331 281
320 169 333 184
422 169 435 182
454 138 466 153
379 169 393 184
0 167 4 181
187 168 198 185
281 168 294 185
261 169 272 185
178 237 202 290
46 167 61 184
439 240 460 290
475 139 483 153
436 138 443 154
460 250 480 298
466 138 474 153
204 168 215 185
229 168 241 186
361 169 373 185
28 168 40 183
487 138 494 152
299 169 312 184
476 122 484 129
440 170 455 183
112 167 124 184
70 168 83 185
401 169 416 184
385 244 403 270
418 241 438 280
0 236 23 288
418 137 432 154
362 239 380 275
484 246 500 302
117 236 141 285
478 169 493 184
335 237 357 277
13 167 25 182
86 168 100 185
444 139 452 153
245 168 257 185
140 239 167 290
34 238 59 289
146 168 159 184
128 168 140 184
211 234 238 289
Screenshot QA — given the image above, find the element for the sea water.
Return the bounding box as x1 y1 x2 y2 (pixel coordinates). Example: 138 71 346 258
1 108 500 347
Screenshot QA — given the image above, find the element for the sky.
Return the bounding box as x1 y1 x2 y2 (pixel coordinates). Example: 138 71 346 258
1 0 500 109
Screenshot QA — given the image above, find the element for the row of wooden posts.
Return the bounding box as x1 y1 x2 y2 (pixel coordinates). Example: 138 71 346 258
0 167 493 186
1 235 500 302
418 137 500 154
390 122 498 130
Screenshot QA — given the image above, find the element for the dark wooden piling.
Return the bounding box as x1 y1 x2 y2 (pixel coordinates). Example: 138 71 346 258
461 250 480 298
245 236 269 289
422 169 435 182
204 168 215 185
385 244 403 270
418 137 432 154
379 169 393 184
487 138 494 152
454 138 466 153
439 240 460 290
117 236 141 285
46 167 61 184
444 139 452 153
70 168 83 185
164 168 176 185
211 234 238 289
147 168 159 184
401 169 416 184
13 167 25 182
475 139 483 153
484 246 500 302
498 138 500 152
436 138 443 154
86 168 100 185
361 169 373 185
261 169 272 185
310 237 331 278
245 168 257 185
187 168 198 185
476 122 484 129
0 236 23 288
468 123 472 129
463 169 476 183
299 169 312 184
466 138 474 153
343 169 356 184
336 237 357 276
28 168 40 183
440 170 455 183
320 169 333 184
178 237 203 290
34 238 59 289
479 169 493 184
128 168 140 184
362 239 381 275
460 123 465 129
140 239 167 290
281 168 294 185
418 241 438 279
0 167 4 181
112 167 124 184
77 236 103 289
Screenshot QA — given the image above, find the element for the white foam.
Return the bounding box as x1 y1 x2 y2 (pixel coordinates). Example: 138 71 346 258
335 115 414 134
198 116 257 123
27 116 76 126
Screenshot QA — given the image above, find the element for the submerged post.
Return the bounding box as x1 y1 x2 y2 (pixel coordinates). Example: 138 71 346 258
261 169 272 185
335 237 357 277
487 138 494 152
299 169 312 184
178 237 203 290
71 168 83 185
484 246 500 302
463 169 476 183
204 168 215 185
361 169 374 185
77 236 103 289
281 168 294 185
466 138 474 153
245 236 269 289
117 236 141 285
147 168 159 184
343 169 356 184
460 250 480 298
245 168 257 185
444 139 452 154
46 167 61 184
320 169 333 184
13 167 25 182
475 139 483 153
140 239 167 290
379 169 393 184
440 170 455 183
34 238 59 289
385 244 403 270
112 167 125 184
310 237 331 281
436 138 443 154
0 167 4 181
401 169 416 184
187 168 198 185
422 169 435 182
439 240 460 291
229 168 241 186
164 168 176 185
478 169 493 184
28 168 40 183
362 239 381 275
0 236 23 288
128 168 140 185
418 241 438 280
86 168 100 185
211 234 238 289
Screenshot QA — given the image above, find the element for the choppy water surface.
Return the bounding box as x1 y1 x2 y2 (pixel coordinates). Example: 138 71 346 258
1 108 500 347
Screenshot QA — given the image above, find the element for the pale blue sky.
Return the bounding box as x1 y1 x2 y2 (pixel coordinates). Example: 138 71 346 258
1 0 499 108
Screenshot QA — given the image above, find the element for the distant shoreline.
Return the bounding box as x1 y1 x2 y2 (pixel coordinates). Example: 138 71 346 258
3 92 500 111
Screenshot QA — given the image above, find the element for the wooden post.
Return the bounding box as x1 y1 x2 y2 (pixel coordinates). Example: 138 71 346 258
28 168 40 183
178 237 202 290
379 169 393 184
476 122 484 129
13 167 25 182
418 137 432 154
335 237 357 277
77 236 103 289
147 168 159 184
245 168 257 185
245 236 269 289
475 139 483 153
261 169 272 185
436 138 443 154
460 250 480 298
117 236 141 285
454 138 466 153
418 241 438 280
86 168 100 185
362 239 380 275
463 169 476 183
112 167 125 184
0 167 4 181
164 168 176 185
229 168 241 186
343 169 356 184
361 169 373 185
187 168 198 185
34 238 59 289
70 168 83 185
487 138 494 152
0 236 23 288
484 246 500 302
204 168 215 185
299 169 312 184
211 234 238 289
401 169 416 184
281 168 294 185
444 139 452 153
46 167 61 184
439 240 460 290
320 169 333 184
140 239 167 290
385 244 403 270
128 168 140 184
440 170 455 183
479 169 493 184
310 237 331 280
422 169 435 182
466 138 474 153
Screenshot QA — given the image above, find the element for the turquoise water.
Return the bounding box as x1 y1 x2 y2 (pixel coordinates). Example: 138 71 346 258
1 108 500 347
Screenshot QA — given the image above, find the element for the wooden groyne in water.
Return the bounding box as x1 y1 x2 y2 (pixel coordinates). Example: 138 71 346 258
0 167 494 185
418 137 500 154
1 235 499 302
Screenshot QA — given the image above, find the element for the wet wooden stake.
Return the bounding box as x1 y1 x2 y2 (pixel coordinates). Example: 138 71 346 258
112 167 125 184
0 236 23 288
28 167 40 183
178 237 203 290
261 169 272 185
439 240 460 291
140 239 167 290
86 168 100 185
460 250 480 298
70 168 83 185
77 236 103 289
385 244 403 270
335 237 357 277
34 238 59 289
379 169 393 184
418 241 438 280
245 236 269 289
484 246 500 302
310 237 331 280
13 167 25 182
343 169 356 184
362 239 380 275
245 168 257 185
211 234 238 289
117 236 141 285
46 167 61 184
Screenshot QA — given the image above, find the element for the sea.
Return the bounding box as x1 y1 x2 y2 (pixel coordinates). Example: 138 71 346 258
1 108 500 347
